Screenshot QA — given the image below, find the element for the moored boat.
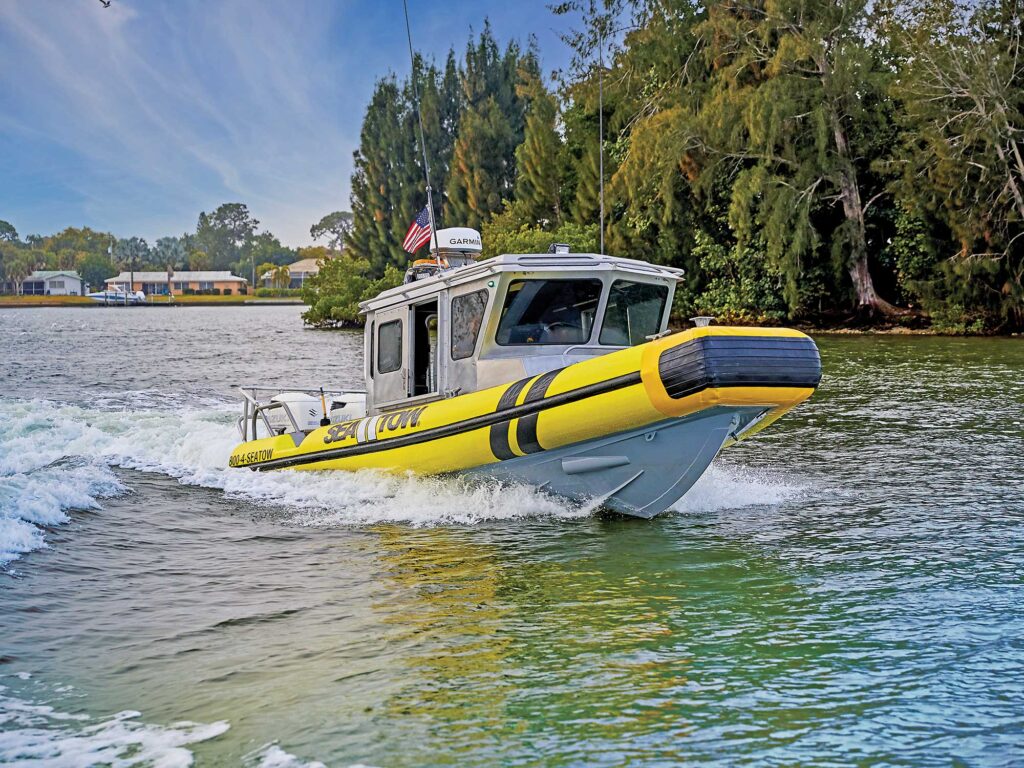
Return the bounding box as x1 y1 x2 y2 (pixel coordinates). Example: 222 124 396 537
229 230 821 518
86 287 146 305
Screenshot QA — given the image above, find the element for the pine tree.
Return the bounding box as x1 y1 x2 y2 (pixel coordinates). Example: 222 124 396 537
347 54 465 274
446 23 531 228
514 69 562 226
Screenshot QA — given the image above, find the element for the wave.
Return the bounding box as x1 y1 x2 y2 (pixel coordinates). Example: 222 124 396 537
0 677 345 767
0 682 228 767
0 396 585 568
243 744 332 768
672 463 808 513
0 394 805 569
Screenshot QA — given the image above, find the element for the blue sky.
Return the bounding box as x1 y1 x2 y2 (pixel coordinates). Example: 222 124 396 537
0 0 579 246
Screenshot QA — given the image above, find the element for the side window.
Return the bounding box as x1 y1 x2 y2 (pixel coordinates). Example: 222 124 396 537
451 289 488 360
377 320 403 374
599 280 669 346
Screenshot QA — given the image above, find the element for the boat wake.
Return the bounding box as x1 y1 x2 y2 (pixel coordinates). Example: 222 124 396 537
0 676 340 767
673 463 808 513
0 395 806 568
0 681 228 768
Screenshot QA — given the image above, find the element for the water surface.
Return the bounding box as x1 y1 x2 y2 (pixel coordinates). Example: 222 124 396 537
1 306 1022 766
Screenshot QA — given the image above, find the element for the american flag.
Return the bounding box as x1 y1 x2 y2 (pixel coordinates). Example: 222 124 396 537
402 206 433 253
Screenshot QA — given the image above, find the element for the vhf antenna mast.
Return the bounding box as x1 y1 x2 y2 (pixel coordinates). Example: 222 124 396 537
402 0 441 256
598 24 605 255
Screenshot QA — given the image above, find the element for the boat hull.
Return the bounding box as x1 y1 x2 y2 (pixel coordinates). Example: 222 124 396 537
463 406 759 518
228 326 821 517
86 292 145 305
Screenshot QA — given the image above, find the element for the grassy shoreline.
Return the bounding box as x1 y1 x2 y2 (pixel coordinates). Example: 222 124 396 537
0 295 302 308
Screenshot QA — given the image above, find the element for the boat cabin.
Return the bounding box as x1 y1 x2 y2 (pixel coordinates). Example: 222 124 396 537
360 228 683 415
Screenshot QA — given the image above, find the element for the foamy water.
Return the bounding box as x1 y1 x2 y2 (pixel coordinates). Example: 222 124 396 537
0 679 229 768
0 393 805 569
0 682 337 767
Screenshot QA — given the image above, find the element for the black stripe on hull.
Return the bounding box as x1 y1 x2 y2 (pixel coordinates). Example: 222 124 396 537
488 377 532 460
515 369 559 454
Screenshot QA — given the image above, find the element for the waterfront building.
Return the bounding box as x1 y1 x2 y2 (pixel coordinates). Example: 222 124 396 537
105 270 249 296
18 270 86 296
261 258 321 289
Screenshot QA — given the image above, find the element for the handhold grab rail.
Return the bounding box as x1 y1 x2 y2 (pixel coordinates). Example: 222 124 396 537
235 386 366 441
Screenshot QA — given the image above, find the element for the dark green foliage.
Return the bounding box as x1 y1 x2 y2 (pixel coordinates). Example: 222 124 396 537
112 236 150 269
0 220 19 243
482 208 598 256
674 232 788 325
301 254 404 328
346 55 460 275
882 0 1024 330
77 252 117 289
446 26 536 229
194 203 260 275
514 69 563 225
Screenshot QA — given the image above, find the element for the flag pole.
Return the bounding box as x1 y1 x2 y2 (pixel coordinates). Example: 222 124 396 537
403 0 440 257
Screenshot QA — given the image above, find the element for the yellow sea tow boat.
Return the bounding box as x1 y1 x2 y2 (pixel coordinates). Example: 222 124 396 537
230 228 821 518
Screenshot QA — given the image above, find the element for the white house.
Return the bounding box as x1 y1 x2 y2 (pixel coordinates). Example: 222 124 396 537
261 258 321 289
20 271 86 296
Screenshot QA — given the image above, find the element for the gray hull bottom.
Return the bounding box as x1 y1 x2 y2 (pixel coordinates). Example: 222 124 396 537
462 405 767 519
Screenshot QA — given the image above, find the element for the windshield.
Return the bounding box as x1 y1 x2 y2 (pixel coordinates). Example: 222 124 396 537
599 280 669 346
496 279 602 345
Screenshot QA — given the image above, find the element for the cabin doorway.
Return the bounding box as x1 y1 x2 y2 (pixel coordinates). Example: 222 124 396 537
411 299 439 397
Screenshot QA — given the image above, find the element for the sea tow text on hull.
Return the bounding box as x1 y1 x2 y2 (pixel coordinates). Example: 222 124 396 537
323 406 428 444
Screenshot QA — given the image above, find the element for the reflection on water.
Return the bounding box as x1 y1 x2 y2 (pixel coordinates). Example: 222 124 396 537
373 526 514 759
1 308 1023 766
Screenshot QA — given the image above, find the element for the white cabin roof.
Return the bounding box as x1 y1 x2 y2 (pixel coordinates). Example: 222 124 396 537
360 253 684 314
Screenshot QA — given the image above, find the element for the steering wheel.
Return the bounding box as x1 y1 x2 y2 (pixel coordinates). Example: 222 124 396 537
540 321 579 341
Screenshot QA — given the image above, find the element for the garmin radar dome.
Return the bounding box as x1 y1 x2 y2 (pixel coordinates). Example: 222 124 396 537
434 227 482 253
404 227 483 283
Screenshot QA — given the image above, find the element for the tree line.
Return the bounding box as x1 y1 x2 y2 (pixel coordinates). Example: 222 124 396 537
306 0 1023 333
0 206 352 294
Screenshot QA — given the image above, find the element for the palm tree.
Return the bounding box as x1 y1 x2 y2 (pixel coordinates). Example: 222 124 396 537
8 251 36 295
272 264 291 289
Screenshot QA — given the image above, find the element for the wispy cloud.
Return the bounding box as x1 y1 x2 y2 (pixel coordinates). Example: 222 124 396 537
0 0 573 246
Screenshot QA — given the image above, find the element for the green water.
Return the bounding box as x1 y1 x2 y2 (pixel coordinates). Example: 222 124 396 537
2 308 1023 766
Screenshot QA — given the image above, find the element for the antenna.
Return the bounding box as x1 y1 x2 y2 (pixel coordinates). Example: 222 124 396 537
598 25 605 255
402 0 441 256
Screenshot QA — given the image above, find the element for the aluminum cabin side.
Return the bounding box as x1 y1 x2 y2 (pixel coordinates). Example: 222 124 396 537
359 252 684 416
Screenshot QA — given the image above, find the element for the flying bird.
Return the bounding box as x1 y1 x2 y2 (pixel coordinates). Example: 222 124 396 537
98 0 111 7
